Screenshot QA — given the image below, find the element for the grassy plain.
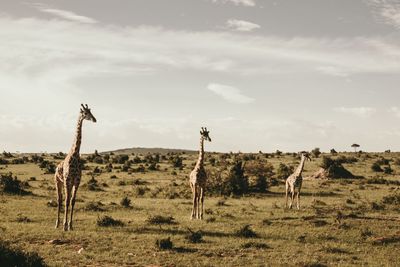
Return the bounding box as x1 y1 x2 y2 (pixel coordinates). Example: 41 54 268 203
0 150 399 266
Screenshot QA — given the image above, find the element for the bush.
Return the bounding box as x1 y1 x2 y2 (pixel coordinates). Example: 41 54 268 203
371 162 383 172
241 242 270 249
381 193 400 205
170 156 183 168
155 237 173 250
0 173 30 195
227 161 248 195
146 215 176 225
383 166 393 174
276 163 293 180
235 225 258 238
245 161 274 192
0 240 46 267
320 156 354 179
84 202 106 212
120 196 131 208
186 229 203 243
39 160 56 174
96 216 124 227
311 148 321 158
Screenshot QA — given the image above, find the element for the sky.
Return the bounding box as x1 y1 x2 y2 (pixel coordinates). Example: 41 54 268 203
1 0 400 153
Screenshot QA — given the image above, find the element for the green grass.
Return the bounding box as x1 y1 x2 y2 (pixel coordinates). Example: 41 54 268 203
0 151 399 266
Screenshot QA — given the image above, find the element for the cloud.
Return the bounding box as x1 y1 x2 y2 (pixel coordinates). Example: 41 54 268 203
226 19 260 32
334 107 377 118
210 0 256 7
366 0 400 29
32 3 97 24
388 107 400 117
316 66 349 77
207 83 254 104
0 14 400 94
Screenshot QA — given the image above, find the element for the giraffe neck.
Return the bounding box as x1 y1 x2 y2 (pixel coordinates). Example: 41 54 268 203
294 156 306 176
69 115 84 156
195 136 205 168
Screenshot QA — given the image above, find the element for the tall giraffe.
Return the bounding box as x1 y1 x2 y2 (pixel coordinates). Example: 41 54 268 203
285 152 311 209
54 104 97 231
189 127 211 220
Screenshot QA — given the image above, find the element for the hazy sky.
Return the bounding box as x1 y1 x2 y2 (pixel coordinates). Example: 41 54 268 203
1 0 400 153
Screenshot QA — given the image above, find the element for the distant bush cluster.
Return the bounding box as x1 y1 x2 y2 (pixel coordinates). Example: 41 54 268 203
0 240 46 267
0 173 30 195
320 156 354 179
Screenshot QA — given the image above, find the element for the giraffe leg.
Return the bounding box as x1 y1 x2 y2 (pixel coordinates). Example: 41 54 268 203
63 186 71 231
196 188 200 219
296 191 300 210
68 186 78 231
199 187 204 220
285 182 289 209
191 185 196 220
55 181 63 229
297 185 302 210
289 190 295 209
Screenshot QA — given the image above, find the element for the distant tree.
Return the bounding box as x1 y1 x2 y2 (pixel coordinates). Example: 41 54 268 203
275 150 282 157
227 161 248 195
351 144 360 152
311 148 321 158
330 149 337 155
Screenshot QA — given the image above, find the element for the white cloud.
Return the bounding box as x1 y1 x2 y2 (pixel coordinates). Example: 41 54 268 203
334 107 377 118
226 19 260 32
316 66 349 77
32 3 97 24
210 0 256 7
207 83 254 104
388 107 400 117
0 14 400 93
366 0 400 29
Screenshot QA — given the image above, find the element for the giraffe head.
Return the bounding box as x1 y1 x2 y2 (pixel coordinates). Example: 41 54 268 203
300 152 311 161
80 104 97 123
200 127 212 142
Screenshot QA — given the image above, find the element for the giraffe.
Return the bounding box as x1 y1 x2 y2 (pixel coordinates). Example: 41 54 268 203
54 104 96 231
285 152 311 209
189 127 211 220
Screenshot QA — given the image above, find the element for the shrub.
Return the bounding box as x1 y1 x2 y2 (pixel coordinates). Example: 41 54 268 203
320 156 354 179
96 216 124 227
146 215 176 225
311 148 321 158
84 202 106 212
276 163 293 180
235 225 258 238
371 162 383 172
185 229 203 243
383 166 393 174
85 176 102 191
170 156 183 168
120 196 131 208
381 193 400 205
241 242 270 249
39 160 56 174
227 161 248 195
0 173 30 195
245 161 274 192
0 240 46 267
155 237 173 250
